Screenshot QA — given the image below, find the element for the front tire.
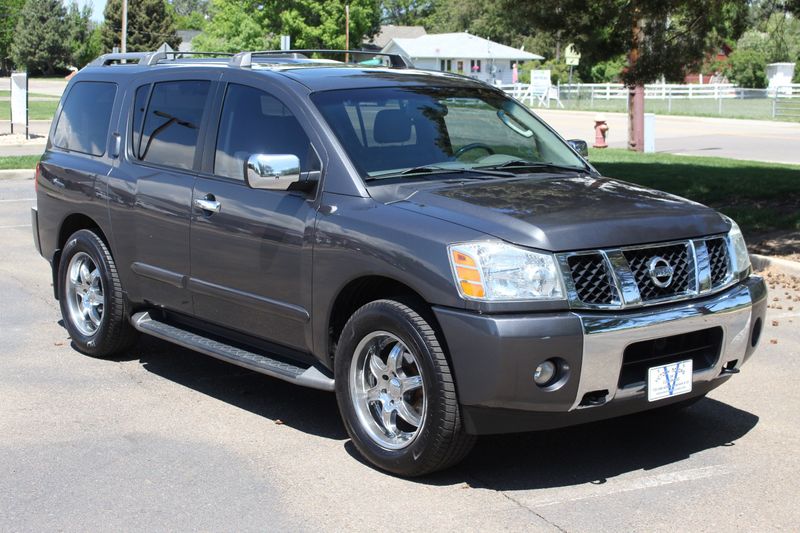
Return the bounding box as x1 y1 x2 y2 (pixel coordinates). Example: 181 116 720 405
58 229 137 358
334 299 475 476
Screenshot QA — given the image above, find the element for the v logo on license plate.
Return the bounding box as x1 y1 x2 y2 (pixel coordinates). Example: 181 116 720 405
663 362 682 395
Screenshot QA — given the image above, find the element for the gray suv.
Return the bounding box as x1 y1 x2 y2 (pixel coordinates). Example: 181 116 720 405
32 50 768 476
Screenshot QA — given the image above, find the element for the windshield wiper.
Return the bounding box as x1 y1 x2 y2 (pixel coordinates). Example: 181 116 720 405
365 165 514 181
475 160 589 174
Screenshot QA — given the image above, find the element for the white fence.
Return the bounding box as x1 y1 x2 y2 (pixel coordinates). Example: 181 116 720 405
498 81 800 120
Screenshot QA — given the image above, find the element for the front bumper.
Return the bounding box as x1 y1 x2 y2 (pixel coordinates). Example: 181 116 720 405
433 275 767 435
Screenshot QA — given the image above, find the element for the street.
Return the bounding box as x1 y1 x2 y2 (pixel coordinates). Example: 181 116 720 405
537 109 800 165
2 173 799 531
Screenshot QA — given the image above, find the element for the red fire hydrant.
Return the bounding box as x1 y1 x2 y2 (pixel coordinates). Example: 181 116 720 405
593 114 609 148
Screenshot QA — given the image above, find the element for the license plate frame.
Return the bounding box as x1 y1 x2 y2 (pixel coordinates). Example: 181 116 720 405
647 359 693 402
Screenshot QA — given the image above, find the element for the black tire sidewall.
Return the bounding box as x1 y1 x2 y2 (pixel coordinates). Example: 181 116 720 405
335 301 448 476
58 231 117 356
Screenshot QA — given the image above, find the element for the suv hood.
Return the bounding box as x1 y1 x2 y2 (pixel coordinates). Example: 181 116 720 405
377 175 729 251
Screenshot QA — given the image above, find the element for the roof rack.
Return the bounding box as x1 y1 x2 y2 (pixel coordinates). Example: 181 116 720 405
89 50 235 67
88 52 160 67
230 49 413 69
88 49 413 69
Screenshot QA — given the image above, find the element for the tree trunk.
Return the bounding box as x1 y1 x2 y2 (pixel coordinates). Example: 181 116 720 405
628 84 644 151
628 7 645 152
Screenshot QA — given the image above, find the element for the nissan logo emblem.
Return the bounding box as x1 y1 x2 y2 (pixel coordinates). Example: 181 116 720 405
647 256 674 288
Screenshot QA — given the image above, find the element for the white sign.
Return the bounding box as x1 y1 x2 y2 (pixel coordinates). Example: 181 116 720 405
531 70 551 90
565 44 581 66
280 35 291 51
10 72 28 128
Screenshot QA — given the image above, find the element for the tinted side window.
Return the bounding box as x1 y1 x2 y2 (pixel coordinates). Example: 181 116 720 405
52 81 117 156
134 80 210 170
214 84 316 180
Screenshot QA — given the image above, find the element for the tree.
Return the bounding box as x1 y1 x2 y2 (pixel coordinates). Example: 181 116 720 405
427 0 521 46
381 1 435 26
728 48 768 87
190 0 268 52
192 0 381 52
276 0 381 49
65 1 99 68
169 0 209 17
11 0 71 75
101 0 181 52
169 0 209 30
0 0 25 74
497 0 750 151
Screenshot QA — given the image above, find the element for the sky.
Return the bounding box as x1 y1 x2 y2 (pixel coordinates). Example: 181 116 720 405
85 0 107 22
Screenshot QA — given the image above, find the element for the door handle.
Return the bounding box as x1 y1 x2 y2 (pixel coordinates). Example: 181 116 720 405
194 197 221 214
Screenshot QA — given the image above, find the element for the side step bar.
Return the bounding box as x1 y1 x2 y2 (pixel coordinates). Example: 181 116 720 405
130 312 334 391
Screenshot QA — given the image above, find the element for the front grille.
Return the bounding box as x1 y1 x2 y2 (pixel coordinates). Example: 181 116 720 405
618 327 723 388
567 254 614 305
624 243 693 301
706 237 729 286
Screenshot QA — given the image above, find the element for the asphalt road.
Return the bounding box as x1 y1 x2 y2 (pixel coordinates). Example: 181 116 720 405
2 174 799 531
537 109 800 165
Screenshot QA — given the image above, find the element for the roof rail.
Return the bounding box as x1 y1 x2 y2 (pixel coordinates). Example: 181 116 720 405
230 49 413 69
89 50 235 67
153 51 235 62
88 52 160 67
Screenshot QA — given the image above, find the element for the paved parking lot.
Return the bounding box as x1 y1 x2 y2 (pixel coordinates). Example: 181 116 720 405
2 174 799 531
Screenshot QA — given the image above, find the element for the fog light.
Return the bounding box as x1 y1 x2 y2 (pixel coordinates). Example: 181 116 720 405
534 360 557 386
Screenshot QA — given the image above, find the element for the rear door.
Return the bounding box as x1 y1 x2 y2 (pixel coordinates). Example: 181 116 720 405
107 75 217 313
188 80 321 352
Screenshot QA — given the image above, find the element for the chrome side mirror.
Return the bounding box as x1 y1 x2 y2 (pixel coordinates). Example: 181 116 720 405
245 154 301 190
567 139 589 159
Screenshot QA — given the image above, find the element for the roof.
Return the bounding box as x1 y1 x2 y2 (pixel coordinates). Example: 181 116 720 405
368 25 427 49
382 32 543 61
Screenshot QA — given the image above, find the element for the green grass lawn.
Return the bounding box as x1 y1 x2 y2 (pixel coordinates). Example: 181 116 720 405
0 99 59 120
0 155 40 170
589 148 800 238
0 90 57 99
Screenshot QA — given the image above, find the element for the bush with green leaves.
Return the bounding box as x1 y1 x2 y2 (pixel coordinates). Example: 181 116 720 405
728 48 768 88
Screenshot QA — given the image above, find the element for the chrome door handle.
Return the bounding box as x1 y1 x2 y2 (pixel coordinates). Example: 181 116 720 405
194 198 221 213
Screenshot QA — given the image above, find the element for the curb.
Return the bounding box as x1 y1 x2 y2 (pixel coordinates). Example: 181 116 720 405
0 169 34 180
750 254 800 277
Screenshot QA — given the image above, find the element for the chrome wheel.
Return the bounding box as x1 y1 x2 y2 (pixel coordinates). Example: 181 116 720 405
349 331 427 450
65 252 104 336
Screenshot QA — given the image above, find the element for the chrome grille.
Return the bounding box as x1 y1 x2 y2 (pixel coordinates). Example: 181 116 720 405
624 243 694 301
706 237 729 286
558 236 734 310
566 254 614 305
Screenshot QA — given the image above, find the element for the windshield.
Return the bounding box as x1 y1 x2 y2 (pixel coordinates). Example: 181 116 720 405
311 86 587 180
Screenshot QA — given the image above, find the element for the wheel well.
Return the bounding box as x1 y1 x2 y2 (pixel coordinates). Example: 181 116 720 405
58 214 105 250
327 276 434 360
52 214 109 299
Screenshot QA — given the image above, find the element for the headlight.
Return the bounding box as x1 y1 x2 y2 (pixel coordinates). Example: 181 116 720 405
448 241 564 301
724 216 751 278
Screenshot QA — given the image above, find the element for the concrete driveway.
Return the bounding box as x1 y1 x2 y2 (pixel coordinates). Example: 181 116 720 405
1 174 799 531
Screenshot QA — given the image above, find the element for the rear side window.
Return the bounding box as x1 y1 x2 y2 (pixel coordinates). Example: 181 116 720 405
52 81 116 156
132 80 211 170
214 83 317 180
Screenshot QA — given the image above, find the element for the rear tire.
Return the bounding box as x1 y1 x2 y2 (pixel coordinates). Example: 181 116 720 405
58 229 138 358
334 299 475 476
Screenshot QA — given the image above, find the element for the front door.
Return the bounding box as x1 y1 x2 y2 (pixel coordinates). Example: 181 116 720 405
188 82 320 351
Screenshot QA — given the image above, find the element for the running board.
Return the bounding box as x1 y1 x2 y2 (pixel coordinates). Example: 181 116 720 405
130 311 334 391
